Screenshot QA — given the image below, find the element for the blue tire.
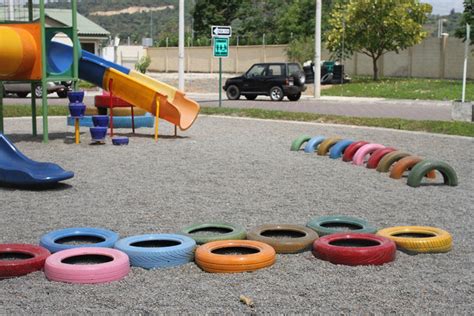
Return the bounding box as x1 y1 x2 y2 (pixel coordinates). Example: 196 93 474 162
114 234 196 269
39 227 119 253
329 139 354 159
304 136 326 153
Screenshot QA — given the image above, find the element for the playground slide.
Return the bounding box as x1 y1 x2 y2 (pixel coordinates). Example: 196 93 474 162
76 47 199 131
0 134 74 185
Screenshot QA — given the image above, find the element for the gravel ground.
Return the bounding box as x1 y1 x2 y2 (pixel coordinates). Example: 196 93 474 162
0 116 473 314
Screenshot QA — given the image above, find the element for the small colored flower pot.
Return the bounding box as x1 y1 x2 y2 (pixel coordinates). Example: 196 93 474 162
90 127 107 140
92 115 109 127
69 103 86 117
67 91 85 103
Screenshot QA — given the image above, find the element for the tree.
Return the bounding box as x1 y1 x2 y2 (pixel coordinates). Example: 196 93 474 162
192 0 241 38
326 0 432 80
455 0 474 44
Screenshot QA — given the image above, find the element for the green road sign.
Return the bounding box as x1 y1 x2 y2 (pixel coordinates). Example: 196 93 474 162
213 37 229 58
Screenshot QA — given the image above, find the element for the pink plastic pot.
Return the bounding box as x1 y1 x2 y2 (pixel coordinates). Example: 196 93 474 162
44 247 130 284
352 143 385 166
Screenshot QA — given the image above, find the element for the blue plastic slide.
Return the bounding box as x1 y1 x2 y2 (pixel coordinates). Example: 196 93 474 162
0 134 74 186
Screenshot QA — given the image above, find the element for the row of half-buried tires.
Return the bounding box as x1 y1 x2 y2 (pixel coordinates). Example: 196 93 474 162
290 135 458 187
1 220 452 281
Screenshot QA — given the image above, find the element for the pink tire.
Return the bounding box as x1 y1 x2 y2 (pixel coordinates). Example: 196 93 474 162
44 247 130 284
352 143 385 166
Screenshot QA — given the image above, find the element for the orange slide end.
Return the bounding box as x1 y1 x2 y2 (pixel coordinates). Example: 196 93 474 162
0 24 42 80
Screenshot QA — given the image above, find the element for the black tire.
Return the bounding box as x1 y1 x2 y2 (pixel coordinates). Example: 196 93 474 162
34 86 43 98
16 92 28 98
57 90 68 98
287 93 301 101
291 71 306 86
244 94 257 100
226 85 240 100
269 86 284 101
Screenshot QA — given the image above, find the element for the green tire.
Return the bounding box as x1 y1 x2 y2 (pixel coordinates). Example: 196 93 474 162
407 159 458 188
306 215 377 236
376 151 411 173
291 135 311 151
180 222 246 244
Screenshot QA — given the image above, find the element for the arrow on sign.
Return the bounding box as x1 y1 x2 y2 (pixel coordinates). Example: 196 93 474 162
211 26 232 37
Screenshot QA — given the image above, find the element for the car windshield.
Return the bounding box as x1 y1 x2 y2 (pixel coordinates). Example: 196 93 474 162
246 65 266 78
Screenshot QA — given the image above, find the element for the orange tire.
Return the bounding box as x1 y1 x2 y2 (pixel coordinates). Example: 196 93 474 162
390 156 436 180
195 240 276 273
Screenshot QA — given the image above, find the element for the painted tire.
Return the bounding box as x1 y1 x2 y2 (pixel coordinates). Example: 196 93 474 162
329 139 354 159
366 147 397 169
376 151 411 172
312 233 396 266
389 156 436 180
40 227 119 253
342 141 369 162
44 247 130 284
180 222 246 244
114 234 196 269
377 226 452 253
352 143 385 166
407 160 458 187
317 137 342 156
306 215 377 236
0 244 50 279
246 224 319 253
304 136 326 153
111 107 147 116
290 135 311 151
195 240 276 273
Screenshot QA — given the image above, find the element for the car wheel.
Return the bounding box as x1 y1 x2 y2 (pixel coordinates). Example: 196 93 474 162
269 86 284 101
226 85 240 100
287 93 301 101
244 94 257 100
57 90 68 98
34 86 43 98
16 92 28 98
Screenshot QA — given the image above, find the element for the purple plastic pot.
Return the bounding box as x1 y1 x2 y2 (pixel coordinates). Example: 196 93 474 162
68 103 86 117
92 115 109 127
90 127 107 141
67 91 85 103
112 137 129 146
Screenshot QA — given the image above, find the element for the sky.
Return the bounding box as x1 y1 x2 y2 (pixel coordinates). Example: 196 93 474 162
423 0 464 15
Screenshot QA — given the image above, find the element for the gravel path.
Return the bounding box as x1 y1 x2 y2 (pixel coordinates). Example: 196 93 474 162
0 116 473 314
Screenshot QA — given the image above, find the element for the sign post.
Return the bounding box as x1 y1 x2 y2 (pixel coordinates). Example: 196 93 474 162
212 26 231 107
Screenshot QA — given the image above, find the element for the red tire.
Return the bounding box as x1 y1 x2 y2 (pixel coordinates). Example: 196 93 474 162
0 244 50 278
366 147 397 169
342 141 369 162
312 233 396 266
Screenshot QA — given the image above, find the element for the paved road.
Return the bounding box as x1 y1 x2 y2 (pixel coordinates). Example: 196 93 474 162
2 92 453 121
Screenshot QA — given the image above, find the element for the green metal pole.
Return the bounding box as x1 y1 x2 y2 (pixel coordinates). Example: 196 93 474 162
219 57 222 107
72 0 79 91
40 0 48 143
0 82 3 134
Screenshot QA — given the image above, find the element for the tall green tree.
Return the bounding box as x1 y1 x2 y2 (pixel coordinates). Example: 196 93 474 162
455 0 474 44
192 0 241 38
326 0 432 80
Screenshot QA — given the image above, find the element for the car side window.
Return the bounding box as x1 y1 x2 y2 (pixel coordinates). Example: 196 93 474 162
288 64 301 75
247 65 266 78
266 65 283 77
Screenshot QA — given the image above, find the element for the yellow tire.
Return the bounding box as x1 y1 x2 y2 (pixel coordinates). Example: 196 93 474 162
317 137 342 156
84 107 99 116
377 226 452 253
111 107 147 117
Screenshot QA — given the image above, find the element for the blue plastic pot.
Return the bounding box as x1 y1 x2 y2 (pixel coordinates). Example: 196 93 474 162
68 103 86 117
67 91 85 103
112 137 129 146
92 115 109 127
90 127 108 140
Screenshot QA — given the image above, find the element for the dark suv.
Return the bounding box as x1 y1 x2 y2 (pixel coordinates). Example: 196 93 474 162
223 62 306 101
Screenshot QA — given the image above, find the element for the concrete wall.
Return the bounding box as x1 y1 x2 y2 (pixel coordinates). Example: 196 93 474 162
101 45 145 69
147 37 474 79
